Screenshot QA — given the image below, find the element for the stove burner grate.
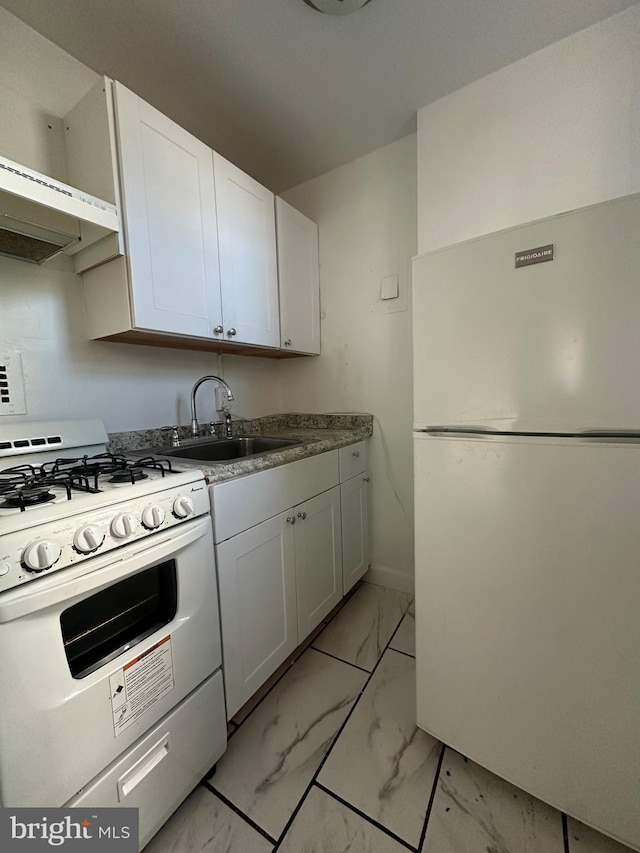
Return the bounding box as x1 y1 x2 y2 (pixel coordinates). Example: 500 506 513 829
109 467 148 484
0 452 175 511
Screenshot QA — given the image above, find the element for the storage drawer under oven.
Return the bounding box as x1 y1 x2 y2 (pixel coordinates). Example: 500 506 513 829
67 670 226 851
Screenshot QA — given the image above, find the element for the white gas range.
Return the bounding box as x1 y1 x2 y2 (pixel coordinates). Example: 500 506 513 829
0 419 227 850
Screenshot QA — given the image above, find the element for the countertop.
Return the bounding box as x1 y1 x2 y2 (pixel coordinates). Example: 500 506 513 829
108 413 373 485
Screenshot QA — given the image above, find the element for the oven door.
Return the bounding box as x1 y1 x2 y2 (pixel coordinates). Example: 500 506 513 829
0 515 221 808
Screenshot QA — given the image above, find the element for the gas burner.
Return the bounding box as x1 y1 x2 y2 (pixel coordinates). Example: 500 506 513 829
0 448 176 514
109 467 148 484
1 485 56 509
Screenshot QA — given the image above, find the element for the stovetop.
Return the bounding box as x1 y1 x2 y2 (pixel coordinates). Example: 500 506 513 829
0 453 176 515
0 420 211 593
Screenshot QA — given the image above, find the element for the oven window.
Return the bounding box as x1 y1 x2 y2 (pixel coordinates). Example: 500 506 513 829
60 561 178 679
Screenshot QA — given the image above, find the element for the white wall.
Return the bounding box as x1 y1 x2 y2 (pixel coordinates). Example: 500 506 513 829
0 256 282 431
0 8 282 433
0 7 98 181
282 135 417 588
417 4 640 254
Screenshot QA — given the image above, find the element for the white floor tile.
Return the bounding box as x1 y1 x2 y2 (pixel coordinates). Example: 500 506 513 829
211 648 366 839
319 648 440 846
231 621 326 726
278 786 409 853
388 600 415 657
143 786 272 853
313 582 412 671
567 817 636 853
421 749 565 853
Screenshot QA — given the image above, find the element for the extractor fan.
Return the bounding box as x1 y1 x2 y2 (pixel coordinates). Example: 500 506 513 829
304 0 373 14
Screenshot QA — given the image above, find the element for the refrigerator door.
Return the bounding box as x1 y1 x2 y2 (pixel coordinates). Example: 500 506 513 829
412 192 640 433
414 431 640 850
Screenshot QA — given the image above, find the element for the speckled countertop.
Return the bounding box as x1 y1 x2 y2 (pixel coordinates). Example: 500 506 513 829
108 413 373 485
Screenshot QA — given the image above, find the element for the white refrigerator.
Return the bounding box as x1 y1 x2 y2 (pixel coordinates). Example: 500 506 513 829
413 192 640 851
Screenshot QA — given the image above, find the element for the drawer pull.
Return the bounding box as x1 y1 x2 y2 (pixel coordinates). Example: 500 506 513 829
363 476 370 482
297 511 307 520
286 516 296 525
117 734 170 800
352 450 360 457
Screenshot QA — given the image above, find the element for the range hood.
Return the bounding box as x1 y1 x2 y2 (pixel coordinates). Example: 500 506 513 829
0 154 119 264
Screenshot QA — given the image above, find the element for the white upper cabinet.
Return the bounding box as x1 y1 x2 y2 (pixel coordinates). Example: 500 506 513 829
79 78 318 358
214 153 280 348
276 198 320 355
113 82 222 338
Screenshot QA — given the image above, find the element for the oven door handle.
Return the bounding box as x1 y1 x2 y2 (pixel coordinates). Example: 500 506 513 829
0 516 212 623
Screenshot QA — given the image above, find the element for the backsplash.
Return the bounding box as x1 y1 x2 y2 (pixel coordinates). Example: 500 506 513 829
0 255 283 432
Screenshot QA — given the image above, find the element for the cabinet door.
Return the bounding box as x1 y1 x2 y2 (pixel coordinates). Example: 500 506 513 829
216 514 297 719
214 153 280 347
276 198 320 355
114 82 222 337
341 473 370 594
294 486 342 639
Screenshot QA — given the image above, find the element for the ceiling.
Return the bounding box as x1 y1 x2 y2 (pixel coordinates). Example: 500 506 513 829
1 0 637 193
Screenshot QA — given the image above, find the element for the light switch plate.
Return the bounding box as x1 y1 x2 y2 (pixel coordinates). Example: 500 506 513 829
0 354 27 416
380 274 399 300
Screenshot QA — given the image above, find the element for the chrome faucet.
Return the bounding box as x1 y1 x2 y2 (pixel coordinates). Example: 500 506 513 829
190 375 234 439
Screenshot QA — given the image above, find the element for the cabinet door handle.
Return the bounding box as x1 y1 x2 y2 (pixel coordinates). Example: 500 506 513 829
297 511 307 520
363 476 370 482
286 516 296 525
213 325 223 334
284 339 292 346
227 328 237 337
352 450 360 457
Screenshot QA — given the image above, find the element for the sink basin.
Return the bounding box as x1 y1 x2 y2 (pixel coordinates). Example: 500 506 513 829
147 436 303 463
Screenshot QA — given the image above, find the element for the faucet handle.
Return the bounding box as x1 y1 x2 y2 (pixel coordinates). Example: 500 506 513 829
208 421 224 438
161 425 181 447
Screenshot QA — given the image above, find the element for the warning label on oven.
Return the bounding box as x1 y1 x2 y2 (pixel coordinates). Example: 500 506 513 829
110 635 175 737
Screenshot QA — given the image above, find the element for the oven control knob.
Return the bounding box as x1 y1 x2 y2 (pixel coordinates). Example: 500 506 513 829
141 505 166 530
110 512 138 539
172 495 194 519
22 540 62 572
73 525 106 554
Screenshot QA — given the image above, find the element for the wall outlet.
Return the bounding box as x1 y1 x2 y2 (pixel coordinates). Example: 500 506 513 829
0 354 27 416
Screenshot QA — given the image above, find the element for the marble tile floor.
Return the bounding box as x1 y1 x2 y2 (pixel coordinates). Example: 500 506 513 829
145 581 634 853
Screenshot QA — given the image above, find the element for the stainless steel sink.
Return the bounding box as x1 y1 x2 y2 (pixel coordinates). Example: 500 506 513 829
143 435 303 463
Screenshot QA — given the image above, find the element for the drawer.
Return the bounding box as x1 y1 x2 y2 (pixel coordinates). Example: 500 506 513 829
339 441 366 480
66 670 226 850
211 450 339 542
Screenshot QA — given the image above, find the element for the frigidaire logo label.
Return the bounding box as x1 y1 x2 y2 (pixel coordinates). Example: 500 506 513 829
0 809 138 851
515 244 554 268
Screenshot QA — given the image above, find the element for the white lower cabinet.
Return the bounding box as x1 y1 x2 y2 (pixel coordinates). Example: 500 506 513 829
338 440 371 594
216 514 298 719
341 473 370 594
212 443 369 719
293 486 342 639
